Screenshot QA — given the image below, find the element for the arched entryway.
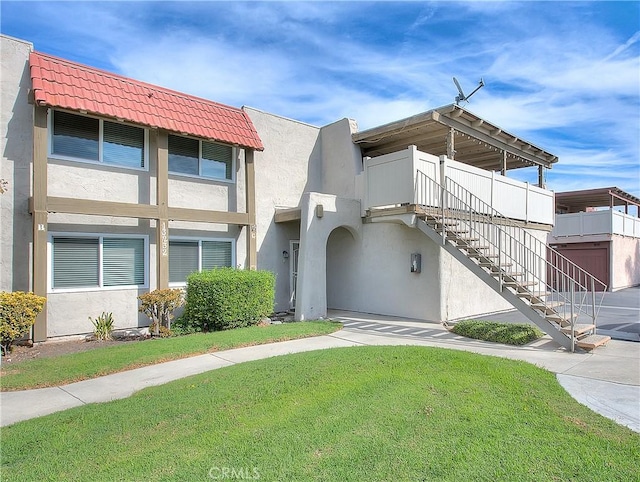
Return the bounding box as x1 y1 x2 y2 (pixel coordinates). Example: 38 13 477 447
326 226 359 310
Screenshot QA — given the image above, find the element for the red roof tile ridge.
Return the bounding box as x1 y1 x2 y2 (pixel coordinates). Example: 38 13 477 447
30 50 247 116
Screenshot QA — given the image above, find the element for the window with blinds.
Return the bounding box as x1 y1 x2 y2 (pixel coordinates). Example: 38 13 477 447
103 238 145 286
169 239 234 284
202 141 233 180
51 236 146 290
103 121 145 168
52 112 99 161
168 134 233 181
168 135 199 176
51 110 146 169
202 241 232 269
168 241 199 284
52 237 99 288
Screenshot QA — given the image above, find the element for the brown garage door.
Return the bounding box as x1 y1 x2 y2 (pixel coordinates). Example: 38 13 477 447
551 242 609 291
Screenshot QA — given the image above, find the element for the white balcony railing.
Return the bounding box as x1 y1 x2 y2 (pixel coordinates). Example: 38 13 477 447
364 145 555 225
552 210 640 238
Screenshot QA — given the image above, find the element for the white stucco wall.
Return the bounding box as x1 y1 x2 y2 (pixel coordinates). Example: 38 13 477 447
244 107 323 311
168 177 233 211
612 235 640 290
48 162 151 204
47 290 146 337
1 35 33 292
327 220 442 320
296 192 362 320
326 216 551 322
319 118 362 198
438 248 513 321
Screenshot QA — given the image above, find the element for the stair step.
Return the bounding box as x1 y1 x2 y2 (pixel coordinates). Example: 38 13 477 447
504 280 536 287
491 271 525 279
546 312 578 327
454 237 480 243
425 217 456 223
531 301 564 310
517 291 553 299
469 253 499 259
561 324 596 336
464 245 491 251
425 220 459 228
576 334 611 350
480 262 513 268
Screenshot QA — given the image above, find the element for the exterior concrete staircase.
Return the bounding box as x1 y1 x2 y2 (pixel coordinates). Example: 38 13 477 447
413 172 609 352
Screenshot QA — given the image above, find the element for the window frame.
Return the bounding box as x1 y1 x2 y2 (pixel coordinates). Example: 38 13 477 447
168 236 236 287
48 232 149 293
48 109 149 171
168 133 236 183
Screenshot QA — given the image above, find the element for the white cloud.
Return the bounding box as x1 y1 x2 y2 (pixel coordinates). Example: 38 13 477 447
2 1 637 196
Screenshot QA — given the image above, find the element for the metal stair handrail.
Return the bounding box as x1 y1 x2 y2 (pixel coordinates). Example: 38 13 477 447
414 171 606 344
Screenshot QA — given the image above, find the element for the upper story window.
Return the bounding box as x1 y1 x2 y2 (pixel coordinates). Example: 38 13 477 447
168 134 234 181
50 110 147 169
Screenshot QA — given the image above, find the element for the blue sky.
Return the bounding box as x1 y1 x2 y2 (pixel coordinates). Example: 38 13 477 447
2 1 639 197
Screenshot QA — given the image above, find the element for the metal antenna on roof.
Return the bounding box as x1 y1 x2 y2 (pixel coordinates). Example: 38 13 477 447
453 77 485 105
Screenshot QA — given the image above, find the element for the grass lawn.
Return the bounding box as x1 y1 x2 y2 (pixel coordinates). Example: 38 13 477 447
2 346 638 481
0 321 341 391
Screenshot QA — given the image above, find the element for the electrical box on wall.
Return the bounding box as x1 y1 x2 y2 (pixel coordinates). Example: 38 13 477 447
411 253 421 273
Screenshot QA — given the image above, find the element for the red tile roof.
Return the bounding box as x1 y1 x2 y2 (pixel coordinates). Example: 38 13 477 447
29 51 263 151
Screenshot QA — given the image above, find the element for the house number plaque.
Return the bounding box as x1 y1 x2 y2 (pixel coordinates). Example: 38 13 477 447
161 221 168 257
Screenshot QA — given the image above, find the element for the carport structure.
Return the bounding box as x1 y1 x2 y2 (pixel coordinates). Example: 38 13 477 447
550 187 640 291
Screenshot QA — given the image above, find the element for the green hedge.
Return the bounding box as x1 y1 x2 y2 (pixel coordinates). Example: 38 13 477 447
451 320 544 346
180 268 275 332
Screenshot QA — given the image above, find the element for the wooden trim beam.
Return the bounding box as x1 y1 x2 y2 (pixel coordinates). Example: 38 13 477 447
446 128 455 160
40 197 251 225
352 111 439 143
32 106 48 342
46 197 159 219
434 113 554 168
245 150 257 270
156 131 169 289
168 207 250 225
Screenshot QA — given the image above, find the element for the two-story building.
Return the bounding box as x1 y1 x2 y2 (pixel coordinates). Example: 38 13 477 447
1 35 613 350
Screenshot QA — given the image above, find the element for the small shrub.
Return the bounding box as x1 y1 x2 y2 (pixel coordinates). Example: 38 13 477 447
89 312 114 341
138 289 184 337
171 317 199 336
182 268 275 331
0 291 46 355
451 320 544 346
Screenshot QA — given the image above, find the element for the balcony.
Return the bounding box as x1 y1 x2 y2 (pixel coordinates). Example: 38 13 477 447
361 145 555 226
552 210 640 238
551 187 640 239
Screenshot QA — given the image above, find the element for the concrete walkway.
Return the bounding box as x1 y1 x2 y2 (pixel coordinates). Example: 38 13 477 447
2 310 639 432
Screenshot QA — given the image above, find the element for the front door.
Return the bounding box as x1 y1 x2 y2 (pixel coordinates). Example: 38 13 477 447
289 240 300 309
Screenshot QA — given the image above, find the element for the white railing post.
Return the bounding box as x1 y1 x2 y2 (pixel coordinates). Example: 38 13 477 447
525 182 530 224
490 170 495 214
440 157 447 245
498 229 503 292
570 281 576 352
591 277 596 330
441 181 446 245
